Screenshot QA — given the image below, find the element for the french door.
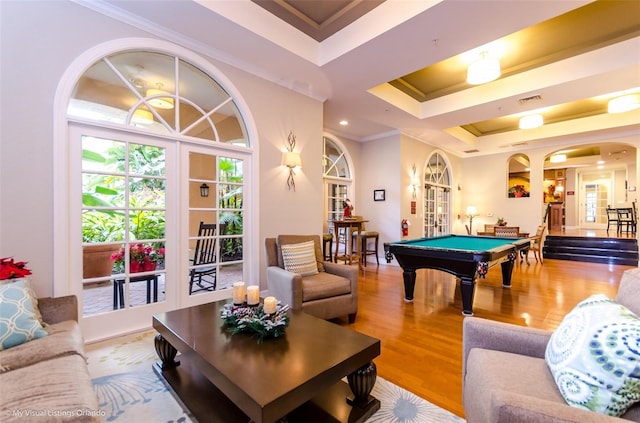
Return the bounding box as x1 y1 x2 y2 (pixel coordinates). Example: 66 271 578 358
579 172 612 229
72 125 176 341
424 185 450 237
72 125 250 341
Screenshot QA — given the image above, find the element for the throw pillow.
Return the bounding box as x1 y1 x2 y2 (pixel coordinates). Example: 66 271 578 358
281 241 320 276
545 294 640 417
0 277 43 326
0 279 48 350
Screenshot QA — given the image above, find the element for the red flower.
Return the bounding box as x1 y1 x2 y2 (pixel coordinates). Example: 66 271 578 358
0 257 32 280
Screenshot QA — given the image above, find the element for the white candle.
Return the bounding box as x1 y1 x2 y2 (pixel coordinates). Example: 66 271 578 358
247 285 260 305
233 281 245 304
263 296 277 314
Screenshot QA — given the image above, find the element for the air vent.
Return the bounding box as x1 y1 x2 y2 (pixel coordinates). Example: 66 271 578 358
518 95 543 104
464 149 480 153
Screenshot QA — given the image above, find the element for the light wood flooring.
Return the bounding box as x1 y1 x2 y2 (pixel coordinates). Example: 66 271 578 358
334 243 636 418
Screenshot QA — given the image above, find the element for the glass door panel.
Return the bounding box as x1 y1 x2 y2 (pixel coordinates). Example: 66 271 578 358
188 152 245 297
80 133 169 319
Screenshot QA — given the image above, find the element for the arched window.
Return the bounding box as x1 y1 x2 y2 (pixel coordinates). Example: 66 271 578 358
323 135 353 233
68 50 248 145
423 152 452 237
55 43 254 341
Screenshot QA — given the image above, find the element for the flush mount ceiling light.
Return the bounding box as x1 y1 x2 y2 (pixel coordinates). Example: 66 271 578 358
466 51 501 85
146 83 174 109
608 94 640 113
519 114 544 129
549 154 567 163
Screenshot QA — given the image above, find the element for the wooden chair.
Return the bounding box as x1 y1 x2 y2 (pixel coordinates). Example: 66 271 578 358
606 206 619 232
483 224 496 234
617 207 636 234
494 226 520 238
528 225 546 264
189 221 218 295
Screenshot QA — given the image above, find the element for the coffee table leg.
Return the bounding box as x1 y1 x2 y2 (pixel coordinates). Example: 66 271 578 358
347 361 377 408
154 334 180 369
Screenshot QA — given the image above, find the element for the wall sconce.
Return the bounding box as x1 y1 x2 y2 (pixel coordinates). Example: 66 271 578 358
410 164 420 199
200 183 209 197
282 131 301 191
466 205 478 234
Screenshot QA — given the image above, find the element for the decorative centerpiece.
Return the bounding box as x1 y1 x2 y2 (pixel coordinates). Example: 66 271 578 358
220 301 290 343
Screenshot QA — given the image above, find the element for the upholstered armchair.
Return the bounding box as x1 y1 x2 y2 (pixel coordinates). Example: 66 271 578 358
265 235 358 323
462 268 640 422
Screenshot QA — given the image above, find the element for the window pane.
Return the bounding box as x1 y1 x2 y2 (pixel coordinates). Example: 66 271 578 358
82 137 124 173
129 210 165 241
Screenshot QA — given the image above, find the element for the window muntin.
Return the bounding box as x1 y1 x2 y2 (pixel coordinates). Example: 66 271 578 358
68 51 248 146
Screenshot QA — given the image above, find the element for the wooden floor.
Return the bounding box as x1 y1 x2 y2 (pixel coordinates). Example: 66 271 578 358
333 241 636 418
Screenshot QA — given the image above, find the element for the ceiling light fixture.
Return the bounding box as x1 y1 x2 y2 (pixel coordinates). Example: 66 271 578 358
131 108 153 125
519 114 544 129
549 154 567 163
339 120 349 126
146 83 174 109
608 94 640 114
466 51 501 85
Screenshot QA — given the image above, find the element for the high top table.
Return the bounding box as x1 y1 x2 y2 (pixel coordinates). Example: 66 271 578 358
333 218 368 269
153 300 381 423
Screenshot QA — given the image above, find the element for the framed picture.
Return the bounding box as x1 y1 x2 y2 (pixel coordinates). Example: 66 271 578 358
374 189 385 201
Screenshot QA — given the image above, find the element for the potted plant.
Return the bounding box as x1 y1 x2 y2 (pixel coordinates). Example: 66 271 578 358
496 217 507 226
82 206 125 279
0 257 32 280
111 243 165 274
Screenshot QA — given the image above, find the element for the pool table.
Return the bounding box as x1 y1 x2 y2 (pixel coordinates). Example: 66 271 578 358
386 235 530 316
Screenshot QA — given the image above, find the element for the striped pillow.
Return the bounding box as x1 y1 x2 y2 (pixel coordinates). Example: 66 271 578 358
281 241 319 276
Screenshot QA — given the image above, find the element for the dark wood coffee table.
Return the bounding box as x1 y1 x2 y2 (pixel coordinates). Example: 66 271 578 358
152 300 381 423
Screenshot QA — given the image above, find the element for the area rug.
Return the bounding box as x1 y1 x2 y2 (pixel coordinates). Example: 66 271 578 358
86 330 465 423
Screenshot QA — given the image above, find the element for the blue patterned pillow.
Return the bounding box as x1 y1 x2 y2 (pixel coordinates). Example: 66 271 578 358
545 294 640 416
0 279 48 350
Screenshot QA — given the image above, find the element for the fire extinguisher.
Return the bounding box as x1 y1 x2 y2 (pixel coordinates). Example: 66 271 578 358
401 219 409 237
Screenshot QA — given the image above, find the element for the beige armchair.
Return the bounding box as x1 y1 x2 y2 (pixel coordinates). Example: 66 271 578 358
265 235 358 323
462 268 640 422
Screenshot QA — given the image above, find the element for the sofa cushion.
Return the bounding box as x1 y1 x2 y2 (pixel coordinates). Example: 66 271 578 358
301 272 351 302
0 279 47 350
545 294 640 417
281 240 319 276
0 320 85 373
465 348 567 422
0 354 100 422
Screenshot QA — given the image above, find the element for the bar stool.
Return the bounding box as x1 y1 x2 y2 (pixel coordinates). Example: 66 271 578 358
351 216 379 266
322 233 333 261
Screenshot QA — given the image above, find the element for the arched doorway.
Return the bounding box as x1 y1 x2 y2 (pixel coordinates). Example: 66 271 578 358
423 152 452 237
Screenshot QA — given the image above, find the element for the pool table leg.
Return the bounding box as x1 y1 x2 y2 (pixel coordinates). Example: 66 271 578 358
460 277 475 316
402 270 416 302
500 259 515 288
